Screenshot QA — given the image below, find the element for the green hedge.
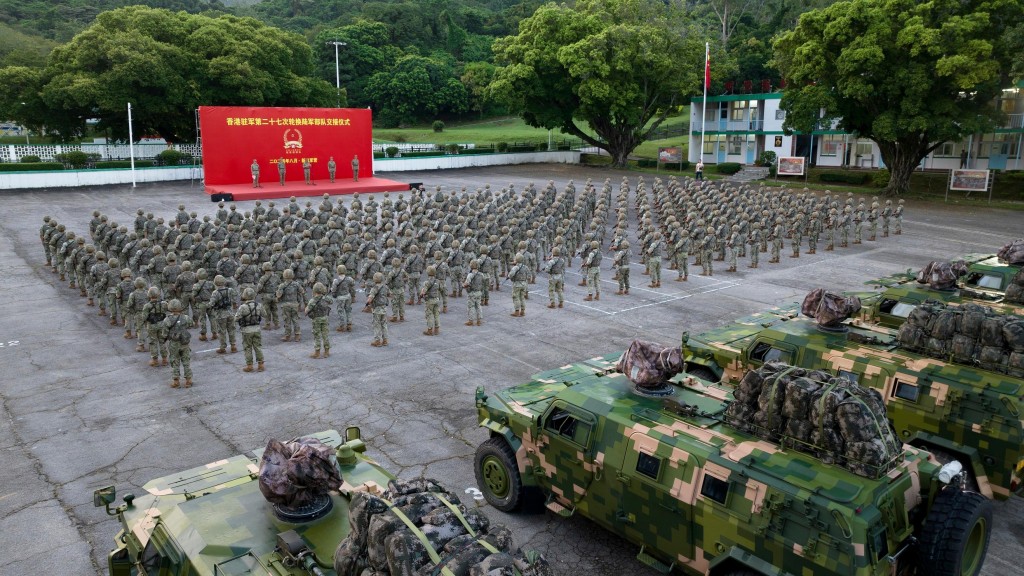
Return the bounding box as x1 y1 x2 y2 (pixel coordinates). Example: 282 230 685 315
636 159 691 170
714 162 742 175
95 160 156 169
459 147 495 155
819 172 870 185
0 162 64 172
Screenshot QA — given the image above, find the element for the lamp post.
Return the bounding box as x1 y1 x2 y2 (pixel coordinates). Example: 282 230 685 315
20 102 29 144
325 41 347 108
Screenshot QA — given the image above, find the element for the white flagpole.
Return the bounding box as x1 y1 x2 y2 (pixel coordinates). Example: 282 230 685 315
701 42 709 167
128 102 136 188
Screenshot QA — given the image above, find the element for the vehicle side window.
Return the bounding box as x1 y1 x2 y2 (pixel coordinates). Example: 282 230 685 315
636 452 661 480
888 302 916 318
878 298 898 313
892 379 920 402
545 407 592 446
700 474 729 504
749 341 792 364
964 272 1003 290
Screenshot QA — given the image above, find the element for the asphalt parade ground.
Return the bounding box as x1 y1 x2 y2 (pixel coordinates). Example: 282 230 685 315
0 164 1021 575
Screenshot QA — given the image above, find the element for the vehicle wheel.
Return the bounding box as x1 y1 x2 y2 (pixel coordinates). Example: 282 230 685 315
917 488 992 576
475 436 523 512
686 364 719 383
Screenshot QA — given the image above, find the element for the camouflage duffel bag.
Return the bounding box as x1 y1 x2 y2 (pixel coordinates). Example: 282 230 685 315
980 316 1008 347
997 238 1024 265
978 345 1007 368
781 376 821 420
334 478 552 576
1003 320 1024 352
950 334 978 364
846 439 895 477
1007 283 1024 304
1009 352 1024 377
258 437 343 508
897 323 927 350
616 339 684 387
959 304 988 335
809 379 849 464
928 309 960 340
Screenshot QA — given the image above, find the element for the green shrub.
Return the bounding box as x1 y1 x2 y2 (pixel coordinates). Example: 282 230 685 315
819 172 869 185
432 120 445 133
0 162 64 172
445 143 460 154
714 162 742 175
460 146 494 155
155 149 192 166
20 154 41 163
392 134 408 143
580 153 612 166
55 151 99 168
758 150 777 167
373 152 385 159
385 146 399 158
870 169 890 187
636 159 658 168
496 142 509 153
95 160 155 169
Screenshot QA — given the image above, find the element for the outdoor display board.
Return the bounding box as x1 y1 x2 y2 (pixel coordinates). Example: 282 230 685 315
199 106 373 186
949 169 991 192
777 156 806 176
658 147 682 163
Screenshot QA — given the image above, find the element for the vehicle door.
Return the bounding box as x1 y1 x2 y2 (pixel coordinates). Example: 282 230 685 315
536 403 599 511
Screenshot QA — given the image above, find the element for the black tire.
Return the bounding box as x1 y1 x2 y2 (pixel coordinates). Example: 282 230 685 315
686 364 719 383
917 488 992 576
475 436 523 512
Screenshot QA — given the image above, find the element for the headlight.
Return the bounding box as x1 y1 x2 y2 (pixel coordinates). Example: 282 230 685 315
938 461 963 485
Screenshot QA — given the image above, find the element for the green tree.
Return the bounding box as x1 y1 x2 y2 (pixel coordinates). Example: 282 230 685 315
5 6 334 142
491 0 709 167
461 61 499 117
774 0 1022 195
365 54 468 127
314 21 400 108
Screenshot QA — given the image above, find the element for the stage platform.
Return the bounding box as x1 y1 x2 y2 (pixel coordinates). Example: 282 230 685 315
205 176 411 202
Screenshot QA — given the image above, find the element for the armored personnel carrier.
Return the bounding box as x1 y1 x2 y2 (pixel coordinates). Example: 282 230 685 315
94 428 550 576
474 353 990 576
680 296 1024 500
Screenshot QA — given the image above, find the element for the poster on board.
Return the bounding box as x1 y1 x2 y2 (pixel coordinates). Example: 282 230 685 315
948 169 990 192
777 156 805 176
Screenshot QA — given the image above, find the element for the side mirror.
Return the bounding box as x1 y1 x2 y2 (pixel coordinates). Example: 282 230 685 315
681 331 689 346
94 485 116 508
344 427 361 442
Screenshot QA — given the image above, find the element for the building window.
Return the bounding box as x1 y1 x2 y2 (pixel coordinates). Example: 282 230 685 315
702 137 714 155
934 142 956 157
978 134 1020 158
730 102 747 121
728 135 743 155
856 141 873 156
775 109 786 120
820 134 842 156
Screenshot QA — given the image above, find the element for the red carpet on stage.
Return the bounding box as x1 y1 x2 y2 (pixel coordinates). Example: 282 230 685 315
206 176 411 202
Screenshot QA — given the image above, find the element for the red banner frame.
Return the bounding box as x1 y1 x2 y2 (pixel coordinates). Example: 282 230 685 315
198 106 373 186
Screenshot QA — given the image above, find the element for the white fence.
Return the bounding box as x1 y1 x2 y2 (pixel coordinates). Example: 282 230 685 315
374 150 580 172
0 166 200 189
1 143 202 163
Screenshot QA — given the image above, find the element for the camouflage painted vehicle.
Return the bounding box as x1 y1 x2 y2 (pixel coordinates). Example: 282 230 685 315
93 429 392 575
856 284 1023 329
474 354 991 576
961 255 1022 297
680 312 1024 500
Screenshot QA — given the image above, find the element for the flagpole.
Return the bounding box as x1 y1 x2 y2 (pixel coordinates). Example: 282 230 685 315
128 102 136 188
701 42 709 169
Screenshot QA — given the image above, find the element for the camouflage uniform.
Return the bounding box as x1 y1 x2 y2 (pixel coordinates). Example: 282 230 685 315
894 199 904 234
420 267 442 333
583 241 601 301
366 273 389 346
508 256 530 316
544 249 565 308
330 266 355 332
276 269 306 341
747 224 760 268
674 234 690 281
647 235 662 288
235 288 264 371
464 261 485 325
305 283 333 357
613 241 630 294
142 288 168 366
882 200 892 237
699 227 715 276
789 218 802 258
727 225 740 271
126 278 149 349
162 300 193 387
209 276 238 353
385 258 407 322
256 264 281 330
770 219 784 263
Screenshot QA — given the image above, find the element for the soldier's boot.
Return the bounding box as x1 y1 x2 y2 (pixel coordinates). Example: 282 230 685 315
509 311 519 317
825 246 833 251
519 310 524 316
406 298 414 305
524 293 529 300
809 248 817 253
149 358 158 367
230 344 237 353
465 320 474 326
98 308 105 316
475 320 481 326
59 274 65 281
840 242 848 248
257 361 265 372
424 328 434 335
584 294 593 301
790 253 799 258
699 271 707 276
398 315 404 323
381 338 388 346
161 358 168 366
294 333 301 341
274 323 281 329
594 293 600 300
558 301 563 308
616 289 624 295
390 315 398 322
216 347 226 354
895 230 901 235
310 350 320 358
442 306 447 313
432 328 439 335
336 325 344 332
417 297 423 305
578 279 587 286
282 334 292 342
124 330 132 339
707 271 713 277
346 324 352 332
648 282 656 288
184 378 192 388
483 298 489 306
548 302 556 308
624 289 629 295
171 377 180 388
87 298 94 306
263 322 272 330
212 332 219 340
199 334 207 341
450 290 457 297
324 348 330 357
371 340 382 347
749 263 758 268
244 363 254 372
80 289 87 297
883 231 889 238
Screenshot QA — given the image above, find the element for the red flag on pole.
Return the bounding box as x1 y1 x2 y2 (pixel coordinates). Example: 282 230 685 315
704 43 710 89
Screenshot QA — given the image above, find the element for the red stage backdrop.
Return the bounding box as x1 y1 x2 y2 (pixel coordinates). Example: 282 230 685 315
199 106 373 186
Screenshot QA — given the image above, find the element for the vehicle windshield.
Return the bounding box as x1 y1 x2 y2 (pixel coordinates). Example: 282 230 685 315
964 272 1003 290
888 302 917 318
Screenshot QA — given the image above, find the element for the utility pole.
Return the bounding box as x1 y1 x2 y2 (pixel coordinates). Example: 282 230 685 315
326 41 347 108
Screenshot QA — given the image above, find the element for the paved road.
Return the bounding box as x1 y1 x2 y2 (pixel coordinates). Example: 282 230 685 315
0 165 1020 575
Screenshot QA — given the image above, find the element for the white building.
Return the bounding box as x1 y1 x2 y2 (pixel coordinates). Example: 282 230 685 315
688 83 1024 171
